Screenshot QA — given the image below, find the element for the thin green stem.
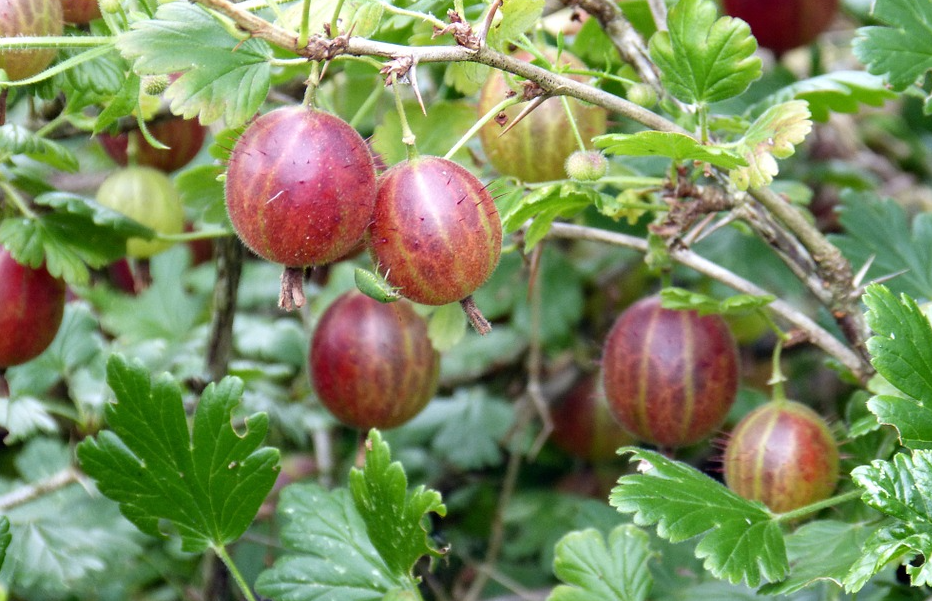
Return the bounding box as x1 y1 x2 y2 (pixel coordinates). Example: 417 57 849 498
444 94 522 161
769 338 787 403
212 545 258 601
348 76 385 129
297 0 312 47
303 61 321 107
156 228 232 242
329 0 345 35
1 45 113 88
392 74 417 160
774 489 862 523
0 35 113 49
562 68 636 86
34 112 71 138
376 1 445 29
598 176 666 188
560 95 587 152
0 181 37 219
698 104 709 144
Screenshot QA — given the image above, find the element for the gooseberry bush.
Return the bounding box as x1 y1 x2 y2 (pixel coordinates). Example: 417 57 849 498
3 0 932 599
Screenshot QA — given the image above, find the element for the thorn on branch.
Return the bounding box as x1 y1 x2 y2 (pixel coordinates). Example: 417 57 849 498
302 29 352 61
381 56 426 115
498 95 547 137
433 10 480 50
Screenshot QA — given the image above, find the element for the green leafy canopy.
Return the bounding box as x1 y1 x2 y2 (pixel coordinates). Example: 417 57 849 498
548 525 654 601
610 448 787 587
648 0 761 105
853 0 932 112
863 284 932 450
349 429 448 577
76 354 280 553
257 430 447 600
117 2 272 128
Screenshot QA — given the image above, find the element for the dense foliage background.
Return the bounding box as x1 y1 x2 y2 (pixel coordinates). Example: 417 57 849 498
3 0 932 599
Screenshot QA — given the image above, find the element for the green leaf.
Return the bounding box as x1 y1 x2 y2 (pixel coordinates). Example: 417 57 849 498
439 326 528 383
660 288 775 316
0 124 79 172
0 517 10 571
0 439 144 597
94 71 141 134
594 131 747 168
443 62 490 96
0 191 156 285
175 164 229 226
729 100 812 191
255 483 402 601
548 525 654 601
0 397 57 443
117 2 272 127
852 0 932 99
746 71 896 122
7 302 105 404
648 0 761 104
610 448 787 587
487 0 545 47
846 450 932 591
386 389 515 471
427 302 466 352
349 430 447 577
76 354 280 552
97 247 207 343
831 191 932 301
758 520 878 595
501 182 610 250
862 284 932 449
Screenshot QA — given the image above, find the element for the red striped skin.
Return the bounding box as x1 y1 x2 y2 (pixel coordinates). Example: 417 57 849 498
724 400 839 513
99 117 207 173
62 0 100 23
550 375 636 463
477 50 608 183
225 107 377 268
369 156 502 306
602 295 739 447
309 291 439 430
722 0 838 56
0 0 63 81
0 248 65 368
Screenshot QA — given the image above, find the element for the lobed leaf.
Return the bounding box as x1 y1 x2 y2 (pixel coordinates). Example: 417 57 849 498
832 192 932 300
863 284 932 449
594 131 747 169
117 2 272 127
853 0 932 111
746 71 896 122
729 100 812 191
660 288 774 317
0 192 155 285
77 354 280 553
349 430 448 578
487 0 545 47
548 525 654 601
759 520 878 595
0 124 79 172
256 483 403 601
501 182 611 249
846 450 932 591
611 448 787 587
648 0 761 105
